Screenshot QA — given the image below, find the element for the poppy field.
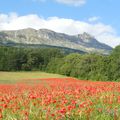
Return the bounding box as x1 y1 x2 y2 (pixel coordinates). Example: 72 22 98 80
0 77 120 120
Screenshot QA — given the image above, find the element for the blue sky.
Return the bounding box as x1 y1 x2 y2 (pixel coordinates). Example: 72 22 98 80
0 0 120 47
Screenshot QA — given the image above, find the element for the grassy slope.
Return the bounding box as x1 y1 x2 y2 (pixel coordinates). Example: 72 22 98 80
0 71 65 84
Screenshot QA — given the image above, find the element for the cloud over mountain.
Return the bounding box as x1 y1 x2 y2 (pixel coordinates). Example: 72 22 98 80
0 13 120 47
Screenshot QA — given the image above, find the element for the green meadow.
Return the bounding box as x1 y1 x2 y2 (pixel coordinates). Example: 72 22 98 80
0 71 65 84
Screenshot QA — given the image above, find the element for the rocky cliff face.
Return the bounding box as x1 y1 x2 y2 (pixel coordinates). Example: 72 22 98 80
0 28 112 54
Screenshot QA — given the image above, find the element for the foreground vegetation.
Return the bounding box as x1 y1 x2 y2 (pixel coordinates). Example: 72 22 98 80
0 78 120 120
0 45 120 81
0 45 120 119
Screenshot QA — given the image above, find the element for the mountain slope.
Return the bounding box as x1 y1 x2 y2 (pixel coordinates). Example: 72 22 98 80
0 28 112 54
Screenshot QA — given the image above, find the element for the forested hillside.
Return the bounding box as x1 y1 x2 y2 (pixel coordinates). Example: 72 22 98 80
0 46 120 81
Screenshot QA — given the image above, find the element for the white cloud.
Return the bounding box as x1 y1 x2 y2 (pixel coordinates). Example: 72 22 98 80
88 16 100 22
32 0 86 6
55 0 86 6
0 13 120 47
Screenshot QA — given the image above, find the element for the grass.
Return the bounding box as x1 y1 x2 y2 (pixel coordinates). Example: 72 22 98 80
0 71 65 84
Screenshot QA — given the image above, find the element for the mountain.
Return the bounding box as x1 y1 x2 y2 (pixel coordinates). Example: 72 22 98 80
0 28 112 54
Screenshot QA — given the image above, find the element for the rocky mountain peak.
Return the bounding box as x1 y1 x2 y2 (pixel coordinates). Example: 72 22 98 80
77 32 94 40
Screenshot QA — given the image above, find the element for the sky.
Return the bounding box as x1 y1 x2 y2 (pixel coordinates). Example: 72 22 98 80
0 0 120 47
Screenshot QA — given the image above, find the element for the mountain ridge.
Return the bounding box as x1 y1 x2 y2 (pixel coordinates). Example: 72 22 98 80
0 28 112 54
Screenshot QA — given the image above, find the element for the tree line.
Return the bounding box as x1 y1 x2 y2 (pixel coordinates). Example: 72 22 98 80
0 46 120 81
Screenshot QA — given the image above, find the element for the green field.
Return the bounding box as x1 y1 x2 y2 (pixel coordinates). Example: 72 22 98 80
0 71 65 84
